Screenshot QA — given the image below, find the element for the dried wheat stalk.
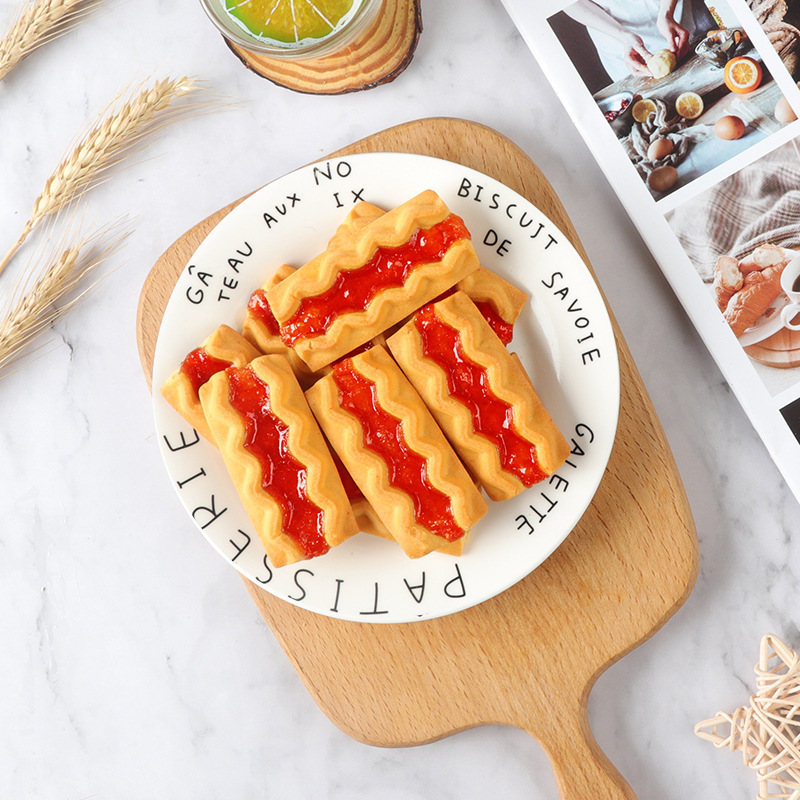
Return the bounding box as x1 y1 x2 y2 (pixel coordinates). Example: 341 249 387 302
0 74 204 278
0 220 126 375
0 0 103 82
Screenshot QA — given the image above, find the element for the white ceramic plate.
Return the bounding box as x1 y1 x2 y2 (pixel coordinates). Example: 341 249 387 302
152 152 620 623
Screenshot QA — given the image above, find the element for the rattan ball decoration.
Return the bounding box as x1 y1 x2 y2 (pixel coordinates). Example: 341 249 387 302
696 634 800 800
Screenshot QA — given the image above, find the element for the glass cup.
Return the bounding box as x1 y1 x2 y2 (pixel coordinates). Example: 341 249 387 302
199 0 382 60
780 256 800 331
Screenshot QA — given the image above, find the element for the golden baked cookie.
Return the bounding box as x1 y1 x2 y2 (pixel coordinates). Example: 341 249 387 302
199 354 357 568
387 292 569 501
329 437 466 555
242 263 296 355
454 265 528 345
306 344 487 558
241 264 319 388
326 201 385 248
326 201 526 345
267 190 480 372
160 324 261 444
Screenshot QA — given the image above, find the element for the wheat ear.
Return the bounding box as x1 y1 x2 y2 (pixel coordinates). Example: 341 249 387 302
0 0 104 82
0 75 201 278
0 221 126 376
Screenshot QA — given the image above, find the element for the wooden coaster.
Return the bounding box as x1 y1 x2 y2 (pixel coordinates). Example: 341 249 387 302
226 0 422 95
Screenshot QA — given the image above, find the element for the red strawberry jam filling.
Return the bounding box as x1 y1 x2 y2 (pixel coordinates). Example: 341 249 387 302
226 366 329 558
414 304 547 487
247 288 281 336
473 300 514 345
280 214 470 346
331 359 463 542
180 348 232 395
433 288 514 346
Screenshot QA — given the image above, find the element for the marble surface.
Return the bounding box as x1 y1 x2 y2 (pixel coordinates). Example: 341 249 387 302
1 1 798 798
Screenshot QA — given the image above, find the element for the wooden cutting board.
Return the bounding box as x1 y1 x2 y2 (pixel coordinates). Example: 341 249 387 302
137 118 698 799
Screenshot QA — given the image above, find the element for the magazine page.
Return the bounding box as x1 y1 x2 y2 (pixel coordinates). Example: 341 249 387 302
501 0 800 500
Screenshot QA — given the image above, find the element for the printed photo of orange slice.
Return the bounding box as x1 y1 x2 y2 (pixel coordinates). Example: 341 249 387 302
632 98 657 122
225 0 358 44
675 91 704 119
724 56 763 94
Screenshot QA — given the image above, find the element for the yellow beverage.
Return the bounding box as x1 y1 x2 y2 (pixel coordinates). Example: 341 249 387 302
200 0 380 58
226 0 358 45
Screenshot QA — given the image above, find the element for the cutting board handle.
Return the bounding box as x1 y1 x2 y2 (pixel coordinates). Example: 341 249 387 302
530 704 638 799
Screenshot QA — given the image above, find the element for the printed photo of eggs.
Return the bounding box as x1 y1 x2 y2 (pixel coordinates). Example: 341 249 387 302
549 0 799 198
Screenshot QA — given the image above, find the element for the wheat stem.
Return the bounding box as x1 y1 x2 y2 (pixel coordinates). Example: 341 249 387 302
0 0 104 82
0 246 81 372
29 75 197 228
0 74 202 279
0 227 30 277
0 221 125 375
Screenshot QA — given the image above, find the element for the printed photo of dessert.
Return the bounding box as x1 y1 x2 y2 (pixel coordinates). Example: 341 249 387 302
549 0 798 197
666 136 800 387
710 243 793 341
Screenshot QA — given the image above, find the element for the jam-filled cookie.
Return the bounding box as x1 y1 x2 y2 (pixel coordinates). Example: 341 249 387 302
160 324 261 444
327 438 465 555
320 200 526 346
242 263 296 356
199 354 357 568
387 292 569 501
305 345 487 558
267 190 480 372
453 266 527 346
241 264 319 388
326 201 385 247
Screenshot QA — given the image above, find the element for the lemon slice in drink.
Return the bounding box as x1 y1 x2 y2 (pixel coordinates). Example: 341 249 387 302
225 0 359 45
